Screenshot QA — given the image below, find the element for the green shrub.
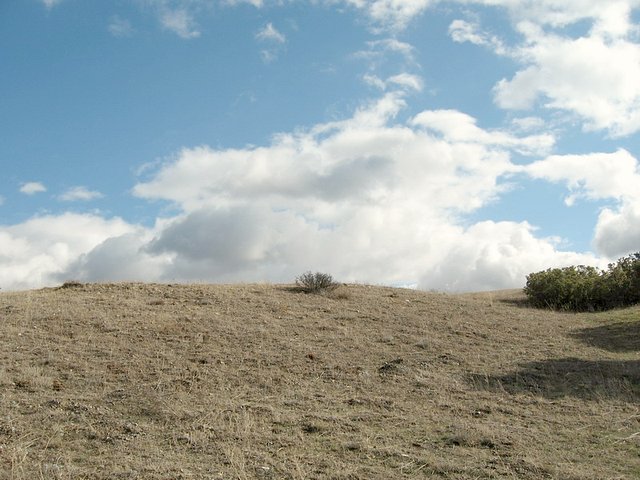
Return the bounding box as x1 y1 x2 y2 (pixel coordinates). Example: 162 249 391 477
524 253 640 312
601 253 640 308
295 271 338 294
524 265 603 311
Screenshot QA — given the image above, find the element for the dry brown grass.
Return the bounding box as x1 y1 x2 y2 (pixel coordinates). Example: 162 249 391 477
0 282 638 479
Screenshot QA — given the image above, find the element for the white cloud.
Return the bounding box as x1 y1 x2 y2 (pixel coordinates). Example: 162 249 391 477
58 186 104 202
449 18 486 44
525 149 640 258
526 149 640 205
134 0 265 40
20 182 47 195
160 8 200 39
387 73 423 92
363 74 387 90
256 22 286 43
364 73 423 92
353 39 420 82
0 214 134 290
338 0 434 31
594 201 640 258
461 0 640 37
135 92 527 213
354 38 417 66
255 22 286 63
334 0 640 34
448 19 507 54
493 31 640 136
412 109 554 156
108 16 135 37
418 221 600 292
63 230 172 284
511 116 545 132
446 1 640 136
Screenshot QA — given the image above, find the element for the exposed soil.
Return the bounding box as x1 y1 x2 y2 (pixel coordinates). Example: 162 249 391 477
1 282 638 479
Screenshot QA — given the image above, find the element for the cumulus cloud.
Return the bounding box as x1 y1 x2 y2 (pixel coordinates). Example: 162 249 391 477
510 116 545 132
411 109 554 156
63 230 172 284
464 0 640 36
525 149 640 258
526 149 640 206
20 182 47 195
133 92 522 213
122 90 576 290
447 1 640 136
58 186 104 202
594 202 640 258
418 221 600 292
0 214 133 290
493 29 640 136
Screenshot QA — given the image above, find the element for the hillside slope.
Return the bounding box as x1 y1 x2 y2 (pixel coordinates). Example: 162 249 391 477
1 283 639 479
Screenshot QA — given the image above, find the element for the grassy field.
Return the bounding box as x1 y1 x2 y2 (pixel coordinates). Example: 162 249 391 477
0 282 638 479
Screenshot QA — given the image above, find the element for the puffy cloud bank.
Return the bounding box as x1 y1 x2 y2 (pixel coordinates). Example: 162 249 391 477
2 89 610 292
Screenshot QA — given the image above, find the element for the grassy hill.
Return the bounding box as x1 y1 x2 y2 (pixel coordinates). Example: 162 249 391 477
1 282 638 479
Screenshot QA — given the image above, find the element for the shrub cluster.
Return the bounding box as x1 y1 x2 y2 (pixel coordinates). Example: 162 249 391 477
524 253 640 311
295 271 338 294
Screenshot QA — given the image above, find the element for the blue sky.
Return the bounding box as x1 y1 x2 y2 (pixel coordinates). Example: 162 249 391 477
1 0 639 291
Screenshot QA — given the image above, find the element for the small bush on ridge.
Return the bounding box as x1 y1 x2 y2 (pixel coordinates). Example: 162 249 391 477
295 271 338 294
524 253 640 312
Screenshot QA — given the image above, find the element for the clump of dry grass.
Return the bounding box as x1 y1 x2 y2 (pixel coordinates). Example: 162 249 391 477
0 282 638 479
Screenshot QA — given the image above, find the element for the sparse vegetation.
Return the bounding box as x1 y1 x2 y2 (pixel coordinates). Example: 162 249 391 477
524 253 640 311
58 280 84 289
295 271 338 294
0 283 638 479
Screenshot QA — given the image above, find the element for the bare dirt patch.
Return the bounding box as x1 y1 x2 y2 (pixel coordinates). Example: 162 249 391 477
1 283 638 479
